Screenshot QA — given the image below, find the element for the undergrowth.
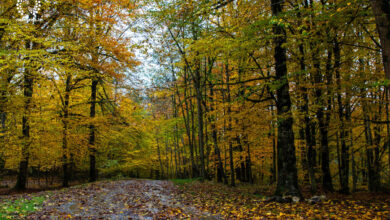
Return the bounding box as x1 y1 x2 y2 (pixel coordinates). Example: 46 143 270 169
0 196 45 219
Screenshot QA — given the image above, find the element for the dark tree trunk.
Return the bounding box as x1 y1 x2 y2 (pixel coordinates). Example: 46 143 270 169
0 108 5 170
372 92 382 191
362 90 379 192
164 139 170 177
226 64 235 187
298 40 315 191
89 79 98 182
0 72 11 171
371 0 390 80
0 89 5 132
371 0 390 186
0 15 8 154
15 39 35 190
386 88 390 183
190 24 206 180
156 138 165 178
194 65 206 179
172 79 179 178
271 0 301 198
270 105 277 185
210 86 228 184
189 90 199 177
62 74 71 187
334 40 349 194
271 130 277 184
352 152 357 192
321 48 334 192
182 69 198 178
16 75 33 190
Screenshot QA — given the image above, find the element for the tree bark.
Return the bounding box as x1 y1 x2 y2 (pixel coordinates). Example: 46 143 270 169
15 39 35 190
156 138 165 178
321 47 334 192
62 74 71 187
89 78 98 182
334 39 349 194
371 0 390 80
0 70 11 171
370 0 390 187
226 63 235 187
194 65 206 179
210 85 228 184
372 92 382 191
182 69 198 177
271 0 301 198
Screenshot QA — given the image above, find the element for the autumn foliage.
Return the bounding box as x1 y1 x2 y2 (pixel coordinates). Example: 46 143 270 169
1 0 390 204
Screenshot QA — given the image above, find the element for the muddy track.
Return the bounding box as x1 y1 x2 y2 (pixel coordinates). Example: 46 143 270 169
21 180 219 219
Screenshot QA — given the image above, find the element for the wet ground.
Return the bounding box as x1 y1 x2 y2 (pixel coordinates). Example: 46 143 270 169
1 180 218 219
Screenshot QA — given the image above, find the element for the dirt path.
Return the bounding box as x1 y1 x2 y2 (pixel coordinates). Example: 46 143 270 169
2 179 390 219
20 180 219 219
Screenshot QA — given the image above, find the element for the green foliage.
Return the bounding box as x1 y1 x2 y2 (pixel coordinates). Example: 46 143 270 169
0 196 45 219
170 178 202 185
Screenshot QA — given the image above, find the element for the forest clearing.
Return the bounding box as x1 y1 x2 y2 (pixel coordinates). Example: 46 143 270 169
1 0 390 218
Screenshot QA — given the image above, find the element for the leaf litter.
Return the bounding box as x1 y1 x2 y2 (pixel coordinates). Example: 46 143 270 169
0 179 389 219
1 180 218 219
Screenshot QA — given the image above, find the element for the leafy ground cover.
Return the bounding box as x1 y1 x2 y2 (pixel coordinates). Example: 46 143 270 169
0 179 389 219
0 195 45 219
175 181 390 219
170 178 202 185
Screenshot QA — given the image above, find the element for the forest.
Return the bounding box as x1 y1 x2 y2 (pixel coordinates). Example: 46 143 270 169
0 0 390 219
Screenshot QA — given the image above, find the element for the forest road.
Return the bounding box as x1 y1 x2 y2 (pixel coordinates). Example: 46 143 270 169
26 179 220 219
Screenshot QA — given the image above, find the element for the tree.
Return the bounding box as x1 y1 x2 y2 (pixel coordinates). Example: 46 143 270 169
270 0 301 198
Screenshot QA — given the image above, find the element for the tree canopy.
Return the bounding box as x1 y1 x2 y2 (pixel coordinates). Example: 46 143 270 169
1 0 390 198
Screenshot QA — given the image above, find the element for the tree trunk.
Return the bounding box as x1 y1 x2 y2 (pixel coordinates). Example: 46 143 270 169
194 65 206 179
182 69 198 178
321 47 334 192
371 0 390 80
16 70 33 190
299 42 315 192
62 74 71 187
15 39 35 190
386 88 390 183
271 0 301 198
226 63 235 187
0 71 11 171
270 105 277 184
89 78 98 182
334 39 349 194
172 90 179 178
156 138 165 178
372 92 382 191
362 88 380 192
189 91 199 177
272 129 277 184
210 85 228 184
352 152 357 192
371 0 390 186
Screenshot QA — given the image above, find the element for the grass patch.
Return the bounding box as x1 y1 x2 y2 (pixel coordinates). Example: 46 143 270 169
0 196 45 219
170 178 202 185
